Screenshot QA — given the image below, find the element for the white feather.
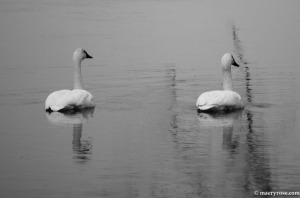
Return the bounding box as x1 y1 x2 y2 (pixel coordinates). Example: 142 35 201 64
196 90 243 111
45 89 95 111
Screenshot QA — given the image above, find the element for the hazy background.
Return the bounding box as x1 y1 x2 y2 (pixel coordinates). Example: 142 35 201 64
0 0 300 197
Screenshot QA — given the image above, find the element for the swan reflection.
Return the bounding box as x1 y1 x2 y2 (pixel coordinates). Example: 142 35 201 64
46 108 94 164
197 109 243 127
198 109 244 156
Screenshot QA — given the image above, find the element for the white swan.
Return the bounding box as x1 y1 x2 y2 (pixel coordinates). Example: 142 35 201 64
196 53 244 111
45 48 95 112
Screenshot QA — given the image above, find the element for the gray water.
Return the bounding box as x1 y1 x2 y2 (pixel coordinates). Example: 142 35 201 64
1 0 300 197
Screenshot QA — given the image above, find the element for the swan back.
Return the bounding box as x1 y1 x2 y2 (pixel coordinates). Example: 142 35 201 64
45 89 95 112
196 90 243 111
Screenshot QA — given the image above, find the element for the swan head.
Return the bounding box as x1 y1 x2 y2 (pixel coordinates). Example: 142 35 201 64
73 48 93 62
221 53 239 70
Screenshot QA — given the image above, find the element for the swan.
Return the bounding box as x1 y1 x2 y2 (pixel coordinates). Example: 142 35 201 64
196 53 244 111
45 48 95 112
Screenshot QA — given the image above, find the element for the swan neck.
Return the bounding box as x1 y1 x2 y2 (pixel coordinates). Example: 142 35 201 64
222 68 233 91
73 59 84 90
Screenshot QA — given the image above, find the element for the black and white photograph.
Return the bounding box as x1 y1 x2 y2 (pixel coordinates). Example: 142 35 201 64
0 0 300 197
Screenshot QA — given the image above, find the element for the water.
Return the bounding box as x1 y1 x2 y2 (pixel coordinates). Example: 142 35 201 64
1 0 300 197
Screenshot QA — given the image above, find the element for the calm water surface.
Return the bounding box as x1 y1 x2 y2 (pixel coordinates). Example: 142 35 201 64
1 0 300 197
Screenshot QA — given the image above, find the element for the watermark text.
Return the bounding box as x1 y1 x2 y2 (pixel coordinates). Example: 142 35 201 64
254 191 300 196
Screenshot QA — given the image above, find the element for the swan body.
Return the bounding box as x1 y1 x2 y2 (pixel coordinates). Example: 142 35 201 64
196 53 244 111
45 89 95 111
196 90 243 111
45 48 95 112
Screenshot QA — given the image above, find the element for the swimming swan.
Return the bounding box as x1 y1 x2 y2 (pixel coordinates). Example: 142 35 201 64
196 53 244 111
45 48 95 112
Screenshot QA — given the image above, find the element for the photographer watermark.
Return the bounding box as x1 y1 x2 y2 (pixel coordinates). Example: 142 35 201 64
254 191 300 196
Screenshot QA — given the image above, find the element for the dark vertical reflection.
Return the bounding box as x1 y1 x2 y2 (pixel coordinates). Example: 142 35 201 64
243 125 273 192
149 63 178 198
72 123 92 164
231 22 254 133
231 22 272 193
46 108 94 165
231 23 252 103
165 63 178 135
165 63 209 197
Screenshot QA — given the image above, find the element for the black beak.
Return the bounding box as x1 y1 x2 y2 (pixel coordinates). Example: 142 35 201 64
84 50 93 59
232 58 239 67
86 52 93 59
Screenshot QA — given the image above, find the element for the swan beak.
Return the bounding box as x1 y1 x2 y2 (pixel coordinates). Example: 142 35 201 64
232 59 239 67
86 53 93 59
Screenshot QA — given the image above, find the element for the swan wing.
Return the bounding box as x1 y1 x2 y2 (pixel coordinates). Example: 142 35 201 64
196 90 242 110
45 89 95 111
45 90 71 111
67 89 95 108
